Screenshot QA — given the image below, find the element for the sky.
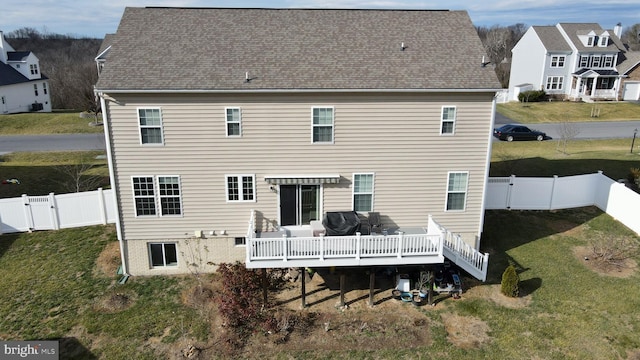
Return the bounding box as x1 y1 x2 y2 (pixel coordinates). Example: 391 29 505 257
2 0 639 38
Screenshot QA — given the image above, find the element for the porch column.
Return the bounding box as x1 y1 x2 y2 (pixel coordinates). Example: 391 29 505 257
591 76 597 97
574 77 582 98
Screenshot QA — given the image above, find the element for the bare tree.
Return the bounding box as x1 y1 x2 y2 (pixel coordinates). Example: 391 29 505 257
589 231 640 272
476 23 528 88
556 121 581 154
54 154 105 192
621 23 640 51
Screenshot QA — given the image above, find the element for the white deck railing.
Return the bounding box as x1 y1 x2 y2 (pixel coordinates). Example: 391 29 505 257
245 211 489 281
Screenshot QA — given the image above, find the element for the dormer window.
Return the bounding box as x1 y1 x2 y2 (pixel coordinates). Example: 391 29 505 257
599 36 608 47
30 64 38 75
587 36 594 46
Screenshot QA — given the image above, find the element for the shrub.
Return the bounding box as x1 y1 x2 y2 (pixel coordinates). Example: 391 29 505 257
214 262 264 348
628 167 640 187
500 264 520 297
518 90 547 103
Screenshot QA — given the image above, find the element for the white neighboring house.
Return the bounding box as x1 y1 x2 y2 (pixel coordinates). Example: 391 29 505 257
0 31 52 114
508 23 640 102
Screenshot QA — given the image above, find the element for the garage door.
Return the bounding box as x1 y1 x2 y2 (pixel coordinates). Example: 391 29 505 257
623 82 640 101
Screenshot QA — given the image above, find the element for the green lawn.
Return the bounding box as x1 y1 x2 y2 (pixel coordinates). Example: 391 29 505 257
0 111 103 135
0 151 110 198
491 138 640 180
497 101 640 123
1 210 638 359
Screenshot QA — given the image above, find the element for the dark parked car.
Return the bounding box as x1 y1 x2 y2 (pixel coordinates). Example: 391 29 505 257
493 124 546 142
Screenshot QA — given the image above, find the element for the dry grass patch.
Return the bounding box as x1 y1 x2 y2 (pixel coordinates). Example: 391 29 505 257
441 313 492 350
464 284 532 309
94 240 120 277
94 290 137 313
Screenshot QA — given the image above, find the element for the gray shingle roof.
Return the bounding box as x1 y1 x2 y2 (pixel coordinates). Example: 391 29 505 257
95 7 500 91
0 62 29 86
618 51 640 75
96 34 114 60
7 51 31 62
559 23 624 53
532 26 572 52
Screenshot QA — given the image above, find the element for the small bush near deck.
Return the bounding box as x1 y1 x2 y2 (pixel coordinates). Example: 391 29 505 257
501 264 520 297
518 90 547 103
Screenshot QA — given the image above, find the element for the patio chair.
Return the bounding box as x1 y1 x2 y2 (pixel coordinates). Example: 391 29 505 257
368 212 382 234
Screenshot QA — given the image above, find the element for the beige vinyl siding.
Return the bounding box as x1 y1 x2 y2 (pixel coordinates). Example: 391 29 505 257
106 92 493 249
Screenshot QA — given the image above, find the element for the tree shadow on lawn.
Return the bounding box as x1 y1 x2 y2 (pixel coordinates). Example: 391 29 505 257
490 157 638 180
480 207 602 285
0 233 19 262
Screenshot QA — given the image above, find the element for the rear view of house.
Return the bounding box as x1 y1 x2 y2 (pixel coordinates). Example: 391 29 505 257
95 7 500 279
0 31 52 114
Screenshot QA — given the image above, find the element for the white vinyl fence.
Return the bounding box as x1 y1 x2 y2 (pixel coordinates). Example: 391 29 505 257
0 188 116 234
486 172 640 235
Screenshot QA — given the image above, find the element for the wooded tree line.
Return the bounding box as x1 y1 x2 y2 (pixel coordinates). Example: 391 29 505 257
5 23 640 110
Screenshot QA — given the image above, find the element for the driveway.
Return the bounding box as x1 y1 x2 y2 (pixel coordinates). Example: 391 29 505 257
0 134 106 155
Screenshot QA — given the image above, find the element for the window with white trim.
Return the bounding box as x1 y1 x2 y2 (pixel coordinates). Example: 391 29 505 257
550 56 565 68
312 107 334 143
226 175 255 202
33 84 38 96
138 108 164 144
440 106 456 135
226 107 242 137
591 56 601 68
587 36 594 46
42 82 47 95
603 55 614 68
353 173 374 212
133 176 157 216
446 172 468 211
149 243 178 267
545 76 564 90
234 237 247 246
132 176 182 216
579 55 589 68
30 64 38 75
158 176 182 215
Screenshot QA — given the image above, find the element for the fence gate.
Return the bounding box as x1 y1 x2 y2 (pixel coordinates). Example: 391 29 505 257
23 195 56 231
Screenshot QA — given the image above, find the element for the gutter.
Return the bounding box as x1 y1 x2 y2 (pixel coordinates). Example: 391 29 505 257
93 87 503 94
98 93 128 276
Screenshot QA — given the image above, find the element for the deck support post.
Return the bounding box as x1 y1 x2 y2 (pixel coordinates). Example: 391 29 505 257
262 268 268 306
300 267 307 308
339 272 346 307
368 267 375 307
428 269 434 306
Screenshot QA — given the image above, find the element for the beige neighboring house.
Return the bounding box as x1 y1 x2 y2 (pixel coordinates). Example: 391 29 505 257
95 7 501 280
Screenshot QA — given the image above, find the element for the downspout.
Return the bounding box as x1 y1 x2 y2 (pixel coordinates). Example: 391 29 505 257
99 92 128 275
477 96 496 250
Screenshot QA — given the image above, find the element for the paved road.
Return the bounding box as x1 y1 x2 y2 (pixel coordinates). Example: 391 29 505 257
0 134 106 155
495 113 640 140
1 119 639 154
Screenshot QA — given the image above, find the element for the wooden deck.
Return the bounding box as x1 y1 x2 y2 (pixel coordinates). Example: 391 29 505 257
245 211 489 281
